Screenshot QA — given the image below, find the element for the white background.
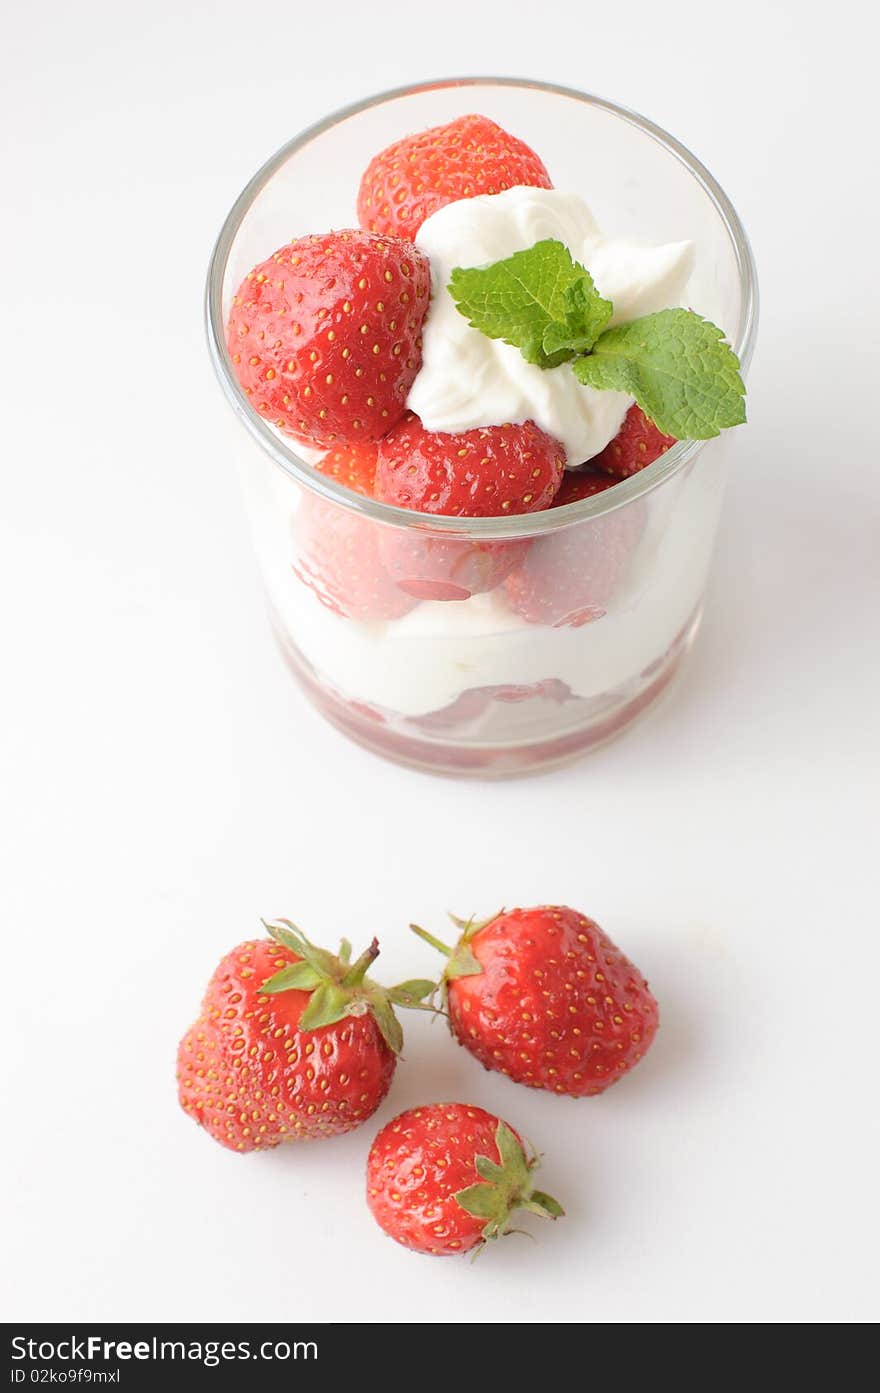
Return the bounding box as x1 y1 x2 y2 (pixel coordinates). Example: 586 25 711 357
2 0 878 1325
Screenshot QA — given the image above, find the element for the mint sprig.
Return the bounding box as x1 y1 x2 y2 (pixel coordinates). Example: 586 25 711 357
448 240 612 370
449 239 745 441
573 309 746 438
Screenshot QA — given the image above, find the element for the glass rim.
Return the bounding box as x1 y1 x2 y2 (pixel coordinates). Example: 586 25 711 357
205 76 759 539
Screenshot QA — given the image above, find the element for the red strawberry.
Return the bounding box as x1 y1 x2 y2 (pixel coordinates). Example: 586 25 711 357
293 494 417 622
312 442 378 497
357 114 552 241
413 907 659 1097
591 404 676 479
553 467 618 507
504 487 644 627
226 232 430 447
366 1103 563 1256
177 920 433 1152
376 413 565 517
373 414 562 600
377 530 525 603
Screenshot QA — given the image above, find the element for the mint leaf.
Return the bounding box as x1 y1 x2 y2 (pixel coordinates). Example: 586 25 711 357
542 277 613 359
449 239 613 369
573 308 745 439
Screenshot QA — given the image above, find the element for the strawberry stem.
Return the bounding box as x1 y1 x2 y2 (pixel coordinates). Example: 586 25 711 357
341 937 380 988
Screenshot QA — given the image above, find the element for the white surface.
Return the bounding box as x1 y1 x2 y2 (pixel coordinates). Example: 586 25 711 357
1 0 878 1326
410 186 692 462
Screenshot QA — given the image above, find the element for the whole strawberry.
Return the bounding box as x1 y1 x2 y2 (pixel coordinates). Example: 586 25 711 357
293 494 417 622
413 907 659 1097
177 921 433 1151
358 114 552 240
377 529 524 603
504 490 644 626
226 232 431 447
591 404 676 478
375 413 564 517
309 441 379 497
367 1103 563 1256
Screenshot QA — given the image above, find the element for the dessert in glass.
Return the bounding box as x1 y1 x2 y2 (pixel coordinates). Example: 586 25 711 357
206 80 758 776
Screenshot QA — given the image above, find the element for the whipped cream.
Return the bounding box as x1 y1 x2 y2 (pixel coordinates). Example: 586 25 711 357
408 187 694 464
247 447 728 719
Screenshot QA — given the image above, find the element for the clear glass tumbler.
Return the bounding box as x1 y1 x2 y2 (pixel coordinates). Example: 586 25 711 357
206 79 758 777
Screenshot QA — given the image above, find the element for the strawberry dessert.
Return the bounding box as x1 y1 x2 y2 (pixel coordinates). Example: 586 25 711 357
220 104 748 770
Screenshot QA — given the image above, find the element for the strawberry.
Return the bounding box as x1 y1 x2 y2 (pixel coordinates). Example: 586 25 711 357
177 920 434 1152
357 114 552 241
591 404 676 479
366 1103 563 1256
377 530 525 603
293 494 417 622
553 467 618 507
226 232 430 447
504 486 644 627
375 413 565 518
413 907 659 1097
372 413 562 600
312 441 378 497
375 412 559 523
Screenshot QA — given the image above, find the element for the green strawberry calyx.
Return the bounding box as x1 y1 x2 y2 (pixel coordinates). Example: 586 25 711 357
409 911 499 1006
455 1121 564 1252
260 918 436 1055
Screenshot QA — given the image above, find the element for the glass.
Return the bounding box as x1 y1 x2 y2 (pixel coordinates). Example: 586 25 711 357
206 79 758 777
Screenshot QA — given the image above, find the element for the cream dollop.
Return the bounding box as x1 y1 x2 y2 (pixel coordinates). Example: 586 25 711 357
408 187 694 465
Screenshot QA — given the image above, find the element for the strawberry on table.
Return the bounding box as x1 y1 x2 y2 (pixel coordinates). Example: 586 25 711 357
413 907 659 1097
357 114 552 241
366 1103 563 1256
591 403 677 478
177 921 434 1152
226 231 430 447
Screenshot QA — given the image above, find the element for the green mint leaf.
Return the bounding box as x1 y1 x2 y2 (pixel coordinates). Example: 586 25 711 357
449 239 613 369
573 308 746 439
542 277 613 358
